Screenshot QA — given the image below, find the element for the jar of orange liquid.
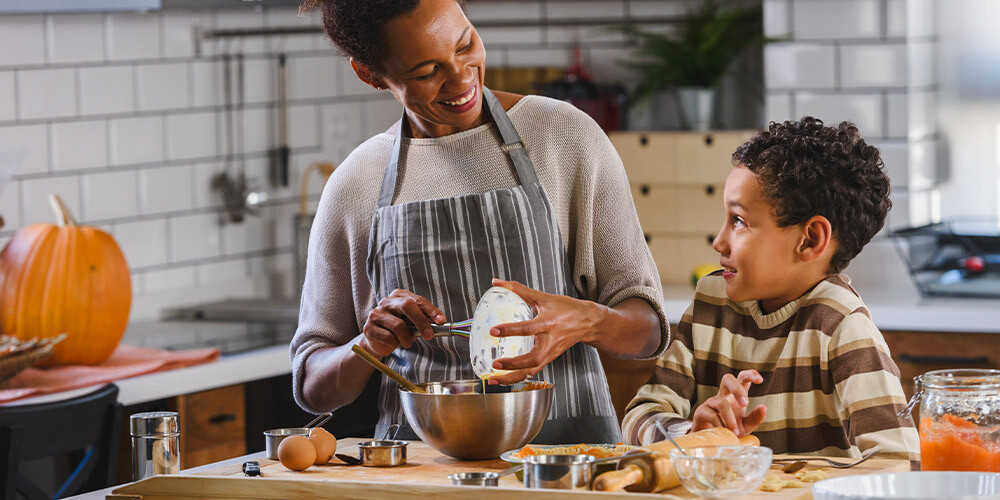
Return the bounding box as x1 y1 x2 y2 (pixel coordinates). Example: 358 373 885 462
901 369 1000 472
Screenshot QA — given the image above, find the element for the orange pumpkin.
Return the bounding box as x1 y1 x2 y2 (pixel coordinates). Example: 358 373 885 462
0 194 131 365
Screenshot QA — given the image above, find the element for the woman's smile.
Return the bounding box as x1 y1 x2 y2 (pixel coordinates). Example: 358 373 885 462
437 82 479 113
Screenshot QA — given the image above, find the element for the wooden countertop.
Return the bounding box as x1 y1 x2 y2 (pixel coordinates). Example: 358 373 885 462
106 438 909 500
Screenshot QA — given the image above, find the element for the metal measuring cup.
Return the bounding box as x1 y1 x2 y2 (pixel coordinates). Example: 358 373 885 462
262 411 333 460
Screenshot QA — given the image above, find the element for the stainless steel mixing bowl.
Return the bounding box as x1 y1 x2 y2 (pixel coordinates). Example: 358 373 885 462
399 380 553 460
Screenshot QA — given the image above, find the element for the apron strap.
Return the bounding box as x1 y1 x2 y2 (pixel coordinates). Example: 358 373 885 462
482 87 538 186
377 112 407 209
377 86 538 208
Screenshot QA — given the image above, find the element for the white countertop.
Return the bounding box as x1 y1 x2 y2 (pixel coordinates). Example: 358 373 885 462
660 284 1000 334
4 344 292 408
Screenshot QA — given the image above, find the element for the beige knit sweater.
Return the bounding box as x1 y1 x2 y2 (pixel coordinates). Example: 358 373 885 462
290 95 669 413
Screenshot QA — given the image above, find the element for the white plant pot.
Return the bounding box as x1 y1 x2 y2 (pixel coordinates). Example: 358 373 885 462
677 87 717 131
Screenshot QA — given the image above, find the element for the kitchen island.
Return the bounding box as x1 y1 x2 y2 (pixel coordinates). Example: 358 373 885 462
74 438 909 500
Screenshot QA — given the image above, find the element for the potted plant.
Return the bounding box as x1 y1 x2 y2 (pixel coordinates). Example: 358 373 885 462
617 1 767 131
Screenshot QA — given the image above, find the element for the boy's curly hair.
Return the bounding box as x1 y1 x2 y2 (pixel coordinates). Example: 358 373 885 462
732 117 891 273
301 0 463 75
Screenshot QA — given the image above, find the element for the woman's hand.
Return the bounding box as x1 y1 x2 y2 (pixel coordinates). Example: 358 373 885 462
360 288 447 358
487 279 609 385
691 370 767 437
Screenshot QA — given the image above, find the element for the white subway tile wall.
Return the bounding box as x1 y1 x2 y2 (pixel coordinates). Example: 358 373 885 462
791 0 881 40
763 0 790 39
110 116 164 165
763 0 940 227
17 68 77 120
83 170 139 220
106 13 162 61
50 120 109 171
839 44 907 88
137 62 191 111
886 92 908 139
79 65 136 115
794 92 884 137
0 125 49 175
0 72 15 122
0 4 701 336
20 175 81 225
0 16 46 66
764 43 836 89
46 14 105 64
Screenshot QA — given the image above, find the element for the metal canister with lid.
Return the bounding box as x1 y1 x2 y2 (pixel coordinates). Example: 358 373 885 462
899 369 1000 471
130 411 181 481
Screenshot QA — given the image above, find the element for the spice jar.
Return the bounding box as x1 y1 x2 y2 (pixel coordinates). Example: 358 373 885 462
130 411 181 481
901 369 1000 472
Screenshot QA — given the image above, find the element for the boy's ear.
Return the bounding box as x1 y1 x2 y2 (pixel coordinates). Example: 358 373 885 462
796 215 833 263
350 58 386 90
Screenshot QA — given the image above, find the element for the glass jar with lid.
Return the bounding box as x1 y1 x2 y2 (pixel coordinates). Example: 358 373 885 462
901 369 1000 471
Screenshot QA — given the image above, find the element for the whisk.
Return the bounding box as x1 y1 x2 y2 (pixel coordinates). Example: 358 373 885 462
408 319 473 339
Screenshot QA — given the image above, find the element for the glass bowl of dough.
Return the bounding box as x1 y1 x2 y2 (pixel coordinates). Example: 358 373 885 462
668 445 773 498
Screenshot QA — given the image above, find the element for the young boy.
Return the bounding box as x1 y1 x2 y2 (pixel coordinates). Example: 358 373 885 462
622 117 920 464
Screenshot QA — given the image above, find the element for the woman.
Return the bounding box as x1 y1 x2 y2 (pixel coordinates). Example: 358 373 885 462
292 0 669 443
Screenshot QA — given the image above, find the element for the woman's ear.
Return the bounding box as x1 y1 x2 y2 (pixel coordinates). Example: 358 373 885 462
796 215 833 263
350 58 385 90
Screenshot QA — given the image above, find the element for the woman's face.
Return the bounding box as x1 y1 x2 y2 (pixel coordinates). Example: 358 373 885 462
376 0 487 138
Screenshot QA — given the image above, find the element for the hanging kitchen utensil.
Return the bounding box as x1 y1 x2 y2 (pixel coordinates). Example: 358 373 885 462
273 53 290 187
212 52 249 224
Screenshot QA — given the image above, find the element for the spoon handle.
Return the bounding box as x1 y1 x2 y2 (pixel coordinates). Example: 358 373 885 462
350 344 426 393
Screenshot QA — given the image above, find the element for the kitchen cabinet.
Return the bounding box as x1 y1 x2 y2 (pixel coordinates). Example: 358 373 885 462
173 384 246 469
610 130 756 285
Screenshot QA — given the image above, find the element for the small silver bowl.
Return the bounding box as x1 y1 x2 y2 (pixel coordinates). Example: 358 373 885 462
449 471 500 486
357 439 408 467
523 454 596 490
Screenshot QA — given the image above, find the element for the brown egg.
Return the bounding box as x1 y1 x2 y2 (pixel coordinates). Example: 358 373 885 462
309 427 337 465
277 435 315 471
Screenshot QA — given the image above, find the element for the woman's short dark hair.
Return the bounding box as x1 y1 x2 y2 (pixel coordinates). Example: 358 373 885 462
301 0 460 75
732 116 892 273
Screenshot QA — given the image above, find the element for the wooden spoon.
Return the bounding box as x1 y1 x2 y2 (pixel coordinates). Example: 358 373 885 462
350 345 426 394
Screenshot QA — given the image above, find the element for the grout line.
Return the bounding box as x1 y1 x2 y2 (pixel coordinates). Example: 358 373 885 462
0 91 395 129
12 69 20 121
0 193 310 237
833 42 841 91
881 89 889 139
880 0 888 41
132 245 295 275
785 0 793 38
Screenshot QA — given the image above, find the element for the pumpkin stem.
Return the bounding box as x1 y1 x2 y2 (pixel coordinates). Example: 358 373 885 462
48 194 76 227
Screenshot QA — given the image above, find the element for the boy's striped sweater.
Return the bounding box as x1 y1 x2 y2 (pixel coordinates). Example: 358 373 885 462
622 272 920 465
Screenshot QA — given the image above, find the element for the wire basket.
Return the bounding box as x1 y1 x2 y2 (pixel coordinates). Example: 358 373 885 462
0 334 67 384
0 344 55 384
891 221 1000 298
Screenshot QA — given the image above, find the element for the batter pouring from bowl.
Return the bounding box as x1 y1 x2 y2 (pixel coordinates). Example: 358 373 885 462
290 0 669 444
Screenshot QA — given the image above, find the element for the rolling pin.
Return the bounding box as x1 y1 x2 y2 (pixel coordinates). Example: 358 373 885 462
592 428 760 493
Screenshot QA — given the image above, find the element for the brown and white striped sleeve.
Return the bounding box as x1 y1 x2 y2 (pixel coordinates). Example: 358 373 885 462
828 312 921 465
621 303 697 445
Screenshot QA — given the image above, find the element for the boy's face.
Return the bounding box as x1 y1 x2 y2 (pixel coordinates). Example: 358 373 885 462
713 166 806 310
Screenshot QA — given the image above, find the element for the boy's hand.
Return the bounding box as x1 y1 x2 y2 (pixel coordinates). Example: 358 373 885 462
691 370 767 437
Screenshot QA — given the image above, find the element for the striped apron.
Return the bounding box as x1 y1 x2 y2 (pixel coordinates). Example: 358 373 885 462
365 88 620 444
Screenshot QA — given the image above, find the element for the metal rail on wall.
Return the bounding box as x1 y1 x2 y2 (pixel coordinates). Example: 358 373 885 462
194 15 684 53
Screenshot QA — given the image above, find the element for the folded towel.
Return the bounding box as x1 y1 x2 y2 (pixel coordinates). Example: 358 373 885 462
0 344 219 404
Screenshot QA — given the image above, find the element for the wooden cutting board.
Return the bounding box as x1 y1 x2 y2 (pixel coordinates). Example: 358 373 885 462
107 438 909 500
